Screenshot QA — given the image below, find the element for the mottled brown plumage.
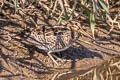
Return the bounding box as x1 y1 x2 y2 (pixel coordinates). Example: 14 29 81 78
22 21 79 65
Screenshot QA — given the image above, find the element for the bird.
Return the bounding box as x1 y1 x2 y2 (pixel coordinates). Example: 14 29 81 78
21 21 80 65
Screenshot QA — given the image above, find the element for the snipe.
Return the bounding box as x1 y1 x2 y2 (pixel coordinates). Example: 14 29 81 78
22 21 80 65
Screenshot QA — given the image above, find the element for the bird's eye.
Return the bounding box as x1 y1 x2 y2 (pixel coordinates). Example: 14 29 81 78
75 23 77 25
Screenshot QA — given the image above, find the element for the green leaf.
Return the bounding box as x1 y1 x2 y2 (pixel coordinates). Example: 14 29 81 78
98 0 109 15
69 0 77 20
58 0 70 20
12 0 18 14
92 0 99 18
90 12 96 39
15 0 18 13
57 12 64 24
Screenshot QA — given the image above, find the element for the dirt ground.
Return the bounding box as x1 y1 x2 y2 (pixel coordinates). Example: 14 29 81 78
0 8 120 80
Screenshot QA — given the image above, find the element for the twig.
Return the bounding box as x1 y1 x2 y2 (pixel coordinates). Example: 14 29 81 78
106 14 120 34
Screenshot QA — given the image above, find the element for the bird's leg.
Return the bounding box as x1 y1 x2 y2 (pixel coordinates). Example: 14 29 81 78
52 53 73 62
47 51 59 65
52 52 65 62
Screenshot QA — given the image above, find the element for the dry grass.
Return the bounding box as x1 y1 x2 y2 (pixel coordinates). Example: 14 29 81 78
0 0 120 80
